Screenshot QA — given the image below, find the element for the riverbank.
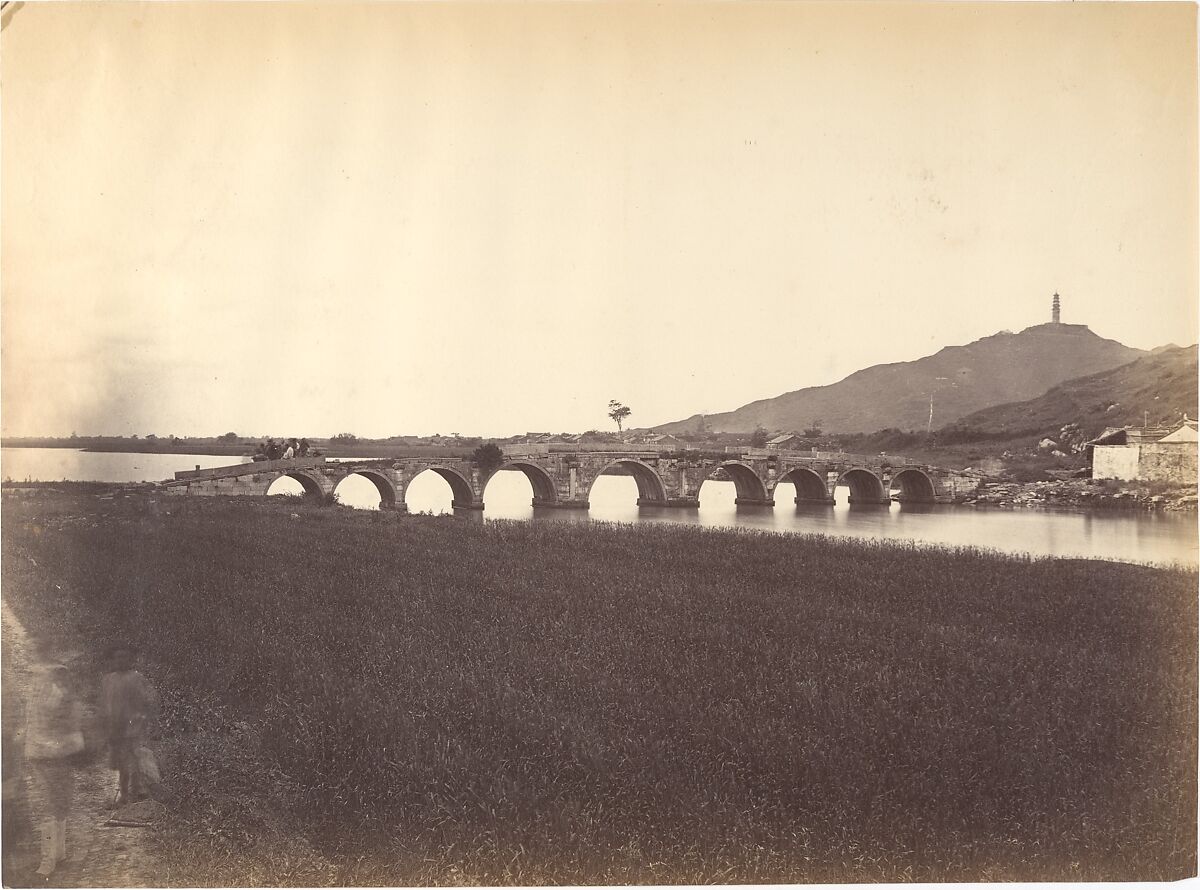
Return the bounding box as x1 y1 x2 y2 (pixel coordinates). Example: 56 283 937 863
1 491 1194 884
966 478 1197 511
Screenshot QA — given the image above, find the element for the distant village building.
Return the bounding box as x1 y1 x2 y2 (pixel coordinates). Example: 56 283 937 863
767 433 806 451
1091 420 1198 484
627 433 684 449
578 430 619 445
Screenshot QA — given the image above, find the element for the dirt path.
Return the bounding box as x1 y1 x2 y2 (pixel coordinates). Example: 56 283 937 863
2 599 161 888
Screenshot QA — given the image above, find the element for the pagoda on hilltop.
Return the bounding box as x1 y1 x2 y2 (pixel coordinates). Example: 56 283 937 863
1023 291 1089 334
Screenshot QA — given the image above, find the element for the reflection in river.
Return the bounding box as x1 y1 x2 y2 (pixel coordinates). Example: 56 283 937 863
2 449 1195 567
332 466 1197 568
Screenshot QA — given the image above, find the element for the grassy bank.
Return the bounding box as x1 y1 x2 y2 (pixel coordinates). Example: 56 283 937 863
1 493 1195 884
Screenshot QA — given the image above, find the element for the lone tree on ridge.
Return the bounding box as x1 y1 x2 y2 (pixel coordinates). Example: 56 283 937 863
608 400 632 434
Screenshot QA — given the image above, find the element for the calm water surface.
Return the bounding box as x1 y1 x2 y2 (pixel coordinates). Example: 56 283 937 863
3 448 1196 567
2 447 251 483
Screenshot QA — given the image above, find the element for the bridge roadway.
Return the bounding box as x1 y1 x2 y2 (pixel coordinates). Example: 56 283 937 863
162 448 984 511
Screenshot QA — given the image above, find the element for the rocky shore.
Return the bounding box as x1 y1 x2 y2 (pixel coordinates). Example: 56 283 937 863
965 478 1197 512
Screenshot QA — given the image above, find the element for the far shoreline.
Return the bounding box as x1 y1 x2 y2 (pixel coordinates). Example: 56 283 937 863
1 440 473 459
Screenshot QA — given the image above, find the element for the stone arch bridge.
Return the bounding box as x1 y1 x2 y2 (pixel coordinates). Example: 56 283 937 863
162 449 984 511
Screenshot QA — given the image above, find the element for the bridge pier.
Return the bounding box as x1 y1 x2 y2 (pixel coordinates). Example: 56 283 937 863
451 498 485 511
795 495 836 505
734 496 775 506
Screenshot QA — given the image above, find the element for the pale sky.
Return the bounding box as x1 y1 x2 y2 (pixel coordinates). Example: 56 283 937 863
2 2 1196 438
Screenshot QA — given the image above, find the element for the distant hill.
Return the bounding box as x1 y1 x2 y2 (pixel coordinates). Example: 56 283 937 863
941 344 1198 440
655 323 1146 435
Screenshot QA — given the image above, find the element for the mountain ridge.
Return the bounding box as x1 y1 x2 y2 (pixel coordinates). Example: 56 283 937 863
941 344 1197 439
654 322 1146 435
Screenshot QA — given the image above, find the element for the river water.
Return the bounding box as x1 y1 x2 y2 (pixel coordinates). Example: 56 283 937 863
3 447 1196 568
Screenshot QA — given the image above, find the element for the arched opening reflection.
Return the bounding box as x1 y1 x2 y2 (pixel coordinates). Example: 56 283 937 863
266 472 322 501
481 467 542 520
889 469 937 504
495 462 557 505
404 467 473 515
699 463 772 510
717 462 770 503
333 471 396 511
697 476 737 509
778 468 831 504
586 475 642 519
590 460 667 506
836 469 888 506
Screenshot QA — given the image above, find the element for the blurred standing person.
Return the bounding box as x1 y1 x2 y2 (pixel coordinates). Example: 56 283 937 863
282 440 295 460
101 644 159 807
298 438 310 457
2 668 31 882
24 662 85 878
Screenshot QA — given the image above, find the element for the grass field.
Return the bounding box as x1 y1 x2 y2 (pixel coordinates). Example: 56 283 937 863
2 493 1195 884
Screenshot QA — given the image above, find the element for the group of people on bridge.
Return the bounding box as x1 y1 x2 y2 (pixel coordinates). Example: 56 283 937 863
252 438 313 462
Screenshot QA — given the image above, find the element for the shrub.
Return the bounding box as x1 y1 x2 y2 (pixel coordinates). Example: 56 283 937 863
471 442 504 475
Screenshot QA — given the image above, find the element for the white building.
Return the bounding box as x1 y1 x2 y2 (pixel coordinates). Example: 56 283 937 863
1092 421 1198 483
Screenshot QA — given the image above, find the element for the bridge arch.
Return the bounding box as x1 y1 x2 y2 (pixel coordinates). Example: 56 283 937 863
333 469 398 509
592 458 667 505
264 470 325 500
487 461 557 504
777 467 830 502
889 468 936 503
407 465 477 509
705 461 770 503
837 468 888 505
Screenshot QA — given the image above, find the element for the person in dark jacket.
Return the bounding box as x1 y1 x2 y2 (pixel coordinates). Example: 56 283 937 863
100 645 159 807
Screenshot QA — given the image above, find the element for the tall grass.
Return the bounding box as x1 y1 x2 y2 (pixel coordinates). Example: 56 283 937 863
2 497 1195 883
